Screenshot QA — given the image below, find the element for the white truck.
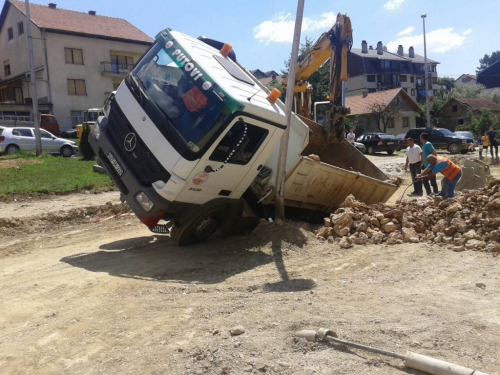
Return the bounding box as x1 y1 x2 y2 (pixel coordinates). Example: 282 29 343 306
89 27 399 245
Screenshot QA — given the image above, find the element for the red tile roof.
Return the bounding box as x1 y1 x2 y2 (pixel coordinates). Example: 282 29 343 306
346 88 420 115
453 97 500 112
6 0 153 44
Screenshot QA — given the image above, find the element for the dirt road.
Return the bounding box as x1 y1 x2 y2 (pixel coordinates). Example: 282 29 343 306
1 193 499 374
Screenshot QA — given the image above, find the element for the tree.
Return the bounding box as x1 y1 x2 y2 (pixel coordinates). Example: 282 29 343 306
79 124 95 160
476 50 500 74
370 102 400 133
415 99 447 127
438 77 456 91
449 83 486 98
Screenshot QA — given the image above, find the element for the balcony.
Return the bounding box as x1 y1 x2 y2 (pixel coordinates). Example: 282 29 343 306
101 61 134 77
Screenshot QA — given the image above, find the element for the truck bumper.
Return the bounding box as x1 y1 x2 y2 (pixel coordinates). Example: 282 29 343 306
89 116 172 229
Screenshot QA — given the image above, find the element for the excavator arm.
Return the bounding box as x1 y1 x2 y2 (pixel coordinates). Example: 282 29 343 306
283 13 352 141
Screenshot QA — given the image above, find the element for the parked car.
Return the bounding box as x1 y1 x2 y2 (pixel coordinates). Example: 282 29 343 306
0 126 78 157
60 128 78 138
356 133 401 155
404 127 473 154
454 131 477 147
396 133 407 150
353 141 366 153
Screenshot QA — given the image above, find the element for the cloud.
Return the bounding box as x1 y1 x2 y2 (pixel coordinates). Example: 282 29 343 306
463 28 472 35
384 0 406 10
253 12 336 45
397 26 415 36
387 27 467 54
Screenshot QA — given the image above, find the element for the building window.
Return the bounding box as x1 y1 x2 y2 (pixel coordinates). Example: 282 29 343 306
458 119 464 125
462 77 467 83
65 48 84 64
402 117 409 128
387 119 395 128
110 55 134 74
433 90 437 96
410 76 415 83
411 89 415 96
368 60 377 70
400 75 407 82
368 88 377 93
18 22 24 35
8 27 13 40
380 60 391 69
452 105 458 113
67 79 87 96
4 60 11 76
367 75 376 82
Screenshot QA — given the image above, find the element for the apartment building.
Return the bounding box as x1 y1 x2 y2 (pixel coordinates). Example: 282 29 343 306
0 0 152 130
347 41 440 104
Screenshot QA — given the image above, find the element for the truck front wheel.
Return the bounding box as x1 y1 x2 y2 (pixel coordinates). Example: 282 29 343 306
171 205 228 246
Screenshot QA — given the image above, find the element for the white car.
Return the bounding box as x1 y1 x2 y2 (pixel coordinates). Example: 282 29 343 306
0 126 78 157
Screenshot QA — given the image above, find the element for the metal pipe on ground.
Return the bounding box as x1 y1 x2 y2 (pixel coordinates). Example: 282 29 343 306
296 328 489 375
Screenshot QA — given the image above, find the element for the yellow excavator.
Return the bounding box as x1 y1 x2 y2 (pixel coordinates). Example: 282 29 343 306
282 13 352 142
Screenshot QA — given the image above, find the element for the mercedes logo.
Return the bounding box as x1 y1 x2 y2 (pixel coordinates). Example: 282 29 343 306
124 133 137 152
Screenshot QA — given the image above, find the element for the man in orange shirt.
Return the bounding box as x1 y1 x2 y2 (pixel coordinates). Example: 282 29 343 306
416 155 462 198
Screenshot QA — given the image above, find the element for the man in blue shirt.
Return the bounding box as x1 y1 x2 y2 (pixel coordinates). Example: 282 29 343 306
420 132 438 195
487 126 498 159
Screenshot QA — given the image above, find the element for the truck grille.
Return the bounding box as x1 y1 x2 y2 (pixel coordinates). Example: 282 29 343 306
106 103 170 187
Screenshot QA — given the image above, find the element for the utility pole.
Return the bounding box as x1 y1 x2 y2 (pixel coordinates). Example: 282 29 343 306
421 13 431 128
25 0 42 155
274 0 305 221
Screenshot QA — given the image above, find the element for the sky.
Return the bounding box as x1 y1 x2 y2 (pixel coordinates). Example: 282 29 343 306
25 0 500 78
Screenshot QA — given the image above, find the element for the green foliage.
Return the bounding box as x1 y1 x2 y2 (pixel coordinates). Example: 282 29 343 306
457 109 500 135
79 124 95 161
415 99 447 127
0 156 113 196
449 83 486 98
438 77 456 91
477 50 500 74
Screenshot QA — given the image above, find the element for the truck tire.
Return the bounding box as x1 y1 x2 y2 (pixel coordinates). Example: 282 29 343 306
171 205 228 246
448 143 460 154
367 146 375 155
387 150 394 155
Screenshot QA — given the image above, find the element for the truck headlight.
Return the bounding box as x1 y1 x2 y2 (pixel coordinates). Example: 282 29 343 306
92 122 101 140
135 192 154 212
461 139 466 143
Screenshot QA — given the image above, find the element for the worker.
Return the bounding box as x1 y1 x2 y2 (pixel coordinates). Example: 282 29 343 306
487 126 498 160
420 132 439 195
346 128 355 145
416 155 462 198
404 137 423 196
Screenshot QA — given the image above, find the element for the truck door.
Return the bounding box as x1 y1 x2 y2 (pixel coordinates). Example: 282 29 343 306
187 116 276 198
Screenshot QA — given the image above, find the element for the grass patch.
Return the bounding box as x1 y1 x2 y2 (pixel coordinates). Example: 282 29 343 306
0 154 114 196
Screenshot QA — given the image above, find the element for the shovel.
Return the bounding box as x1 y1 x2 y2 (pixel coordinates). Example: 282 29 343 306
296 328 489 375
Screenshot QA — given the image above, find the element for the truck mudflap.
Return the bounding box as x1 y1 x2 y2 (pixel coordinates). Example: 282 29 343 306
272 156 398 212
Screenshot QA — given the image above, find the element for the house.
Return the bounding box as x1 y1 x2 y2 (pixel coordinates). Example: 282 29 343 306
477 60 500 89
0 0 153 130
250 69 279 80
441 97 500 131
347 41 440 104
455 74 477 86
345 88 421 135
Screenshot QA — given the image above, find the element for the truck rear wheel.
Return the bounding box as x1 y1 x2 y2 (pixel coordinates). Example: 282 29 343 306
170 205 228 246
448 143 460 154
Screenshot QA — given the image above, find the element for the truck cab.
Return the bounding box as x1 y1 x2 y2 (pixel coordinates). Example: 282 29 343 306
89 29 308 243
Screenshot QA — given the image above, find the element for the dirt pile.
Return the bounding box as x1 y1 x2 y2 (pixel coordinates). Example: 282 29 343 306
315 179 500 256
0 201 131 237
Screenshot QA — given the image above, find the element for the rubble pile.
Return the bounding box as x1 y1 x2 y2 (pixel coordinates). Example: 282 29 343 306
315 179 500 256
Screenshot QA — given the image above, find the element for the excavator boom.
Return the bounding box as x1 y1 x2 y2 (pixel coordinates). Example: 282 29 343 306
283 13 352 142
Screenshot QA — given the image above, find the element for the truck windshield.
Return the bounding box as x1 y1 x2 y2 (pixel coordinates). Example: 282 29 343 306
129 42 226 153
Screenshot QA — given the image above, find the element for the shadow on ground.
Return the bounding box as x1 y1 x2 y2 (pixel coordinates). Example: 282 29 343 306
60 221 315 290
